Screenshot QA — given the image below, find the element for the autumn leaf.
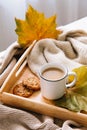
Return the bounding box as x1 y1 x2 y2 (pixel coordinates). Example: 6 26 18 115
54 66 87 112
15 5 61 47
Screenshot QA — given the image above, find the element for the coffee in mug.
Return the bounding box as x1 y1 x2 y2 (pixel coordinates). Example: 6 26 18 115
42 68 64 81
39 62 77 100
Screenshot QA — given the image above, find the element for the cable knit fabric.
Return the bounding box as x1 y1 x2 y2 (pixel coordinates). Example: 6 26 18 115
0 104 85 130
0 17 87 130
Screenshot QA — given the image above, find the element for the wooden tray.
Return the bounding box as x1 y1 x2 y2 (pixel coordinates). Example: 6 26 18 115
0 42 87 127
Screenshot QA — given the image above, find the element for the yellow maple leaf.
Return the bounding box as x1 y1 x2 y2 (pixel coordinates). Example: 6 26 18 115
15 5 61 47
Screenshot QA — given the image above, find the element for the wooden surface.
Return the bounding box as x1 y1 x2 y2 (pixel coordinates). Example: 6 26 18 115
0 45 87 127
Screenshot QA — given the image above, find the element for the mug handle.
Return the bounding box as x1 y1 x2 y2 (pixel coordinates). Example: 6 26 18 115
66 72 77 88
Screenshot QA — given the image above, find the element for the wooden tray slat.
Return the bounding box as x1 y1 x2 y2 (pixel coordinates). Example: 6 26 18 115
1 92 87 127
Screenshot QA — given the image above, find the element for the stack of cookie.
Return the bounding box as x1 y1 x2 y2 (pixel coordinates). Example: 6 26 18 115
13 76 40 98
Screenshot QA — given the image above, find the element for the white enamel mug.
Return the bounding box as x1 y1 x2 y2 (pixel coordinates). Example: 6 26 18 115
39 63 77 100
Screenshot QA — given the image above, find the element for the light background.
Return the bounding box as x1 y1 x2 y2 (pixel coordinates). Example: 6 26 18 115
0 0 87 51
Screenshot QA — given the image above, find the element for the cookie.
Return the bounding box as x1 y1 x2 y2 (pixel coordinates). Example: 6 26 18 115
23 76 40 91
13 83 33 97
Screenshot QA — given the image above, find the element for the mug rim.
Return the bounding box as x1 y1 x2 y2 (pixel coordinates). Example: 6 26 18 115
39 63 68 82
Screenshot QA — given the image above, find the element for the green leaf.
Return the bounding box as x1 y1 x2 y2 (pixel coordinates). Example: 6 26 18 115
54 66 87 112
